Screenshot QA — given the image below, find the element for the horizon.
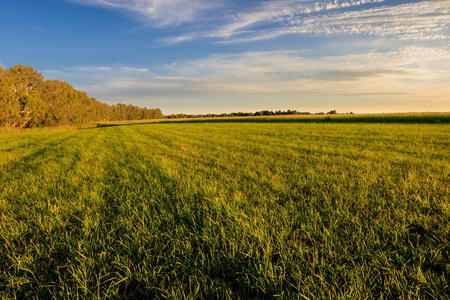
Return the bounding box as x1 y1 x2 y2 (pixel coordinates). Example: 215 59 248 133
1 0 449 115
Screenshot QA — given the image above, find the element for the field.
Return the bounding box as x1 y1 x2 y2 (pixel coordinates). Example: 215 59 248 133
1 115 449 299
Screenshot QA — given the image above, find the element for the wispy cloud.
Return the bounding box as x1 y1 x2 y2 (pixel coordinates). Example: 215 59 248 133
69 46 449 113
121 67 149 73
162 0 450 44
52 47 450 96
70 0 449 45
66 66 112 72
216 0 387 37
69 0 222 26
283 0 450 41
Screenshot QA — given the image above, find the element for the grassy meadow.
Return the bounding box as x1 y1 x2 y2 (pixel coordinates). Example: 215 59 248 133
1 115 449 299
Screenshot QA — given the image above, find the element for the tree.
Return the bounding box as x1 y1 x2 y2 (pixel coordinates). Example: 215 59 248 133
1 64 164 128
5 65 45 127
0 65 21 127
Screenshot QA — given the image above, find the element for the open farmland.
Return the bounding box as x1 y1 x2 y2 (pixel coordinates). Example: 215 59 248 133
1 118 449 299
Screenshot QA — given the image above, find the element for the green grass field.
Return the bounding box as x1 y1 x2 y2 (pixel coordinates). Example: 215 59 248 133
1 116 449 299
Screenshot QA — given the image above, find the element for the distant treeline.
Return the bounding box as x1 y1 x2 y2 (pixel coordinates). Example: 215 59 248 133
0 63 163 128
162 112 450 125
166 109 318 119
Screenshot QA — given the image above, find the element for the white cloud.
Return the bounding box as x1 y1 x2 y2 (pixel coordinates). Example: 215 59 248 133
70 0 450 45
286 0 450 41
220 0 387 34
29 1 450 114
66 66 112 72
56 47 450 96
70 45 449 114
157 46 450 83
121 67 149 72
69 0 222 26
163 0 450 44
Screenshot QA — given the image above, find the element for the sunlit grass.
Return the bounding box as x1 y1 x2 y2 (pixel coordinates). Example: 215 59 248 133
154 112 450 124
0 119 449 299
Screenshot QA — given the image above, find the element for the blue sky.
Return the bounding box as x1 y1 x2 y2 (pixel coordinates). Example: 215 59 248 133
1 0 449 114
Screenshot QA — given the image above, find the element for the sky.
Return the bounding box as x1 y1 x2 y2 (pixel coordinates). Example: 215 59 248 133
1 0 449 114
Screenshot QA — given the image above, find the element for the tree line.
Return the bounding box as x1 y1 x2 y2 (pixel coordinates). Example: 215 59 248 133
0 63 163 128
166 109 313 119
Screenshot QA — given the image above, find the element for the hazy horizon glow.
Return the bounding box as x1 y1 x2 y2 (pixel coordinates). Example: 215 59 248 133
1 0 449 114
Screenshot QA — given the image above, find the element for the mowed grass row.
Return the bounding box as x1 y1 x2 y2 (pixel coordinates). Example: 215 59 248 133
0 122 449 299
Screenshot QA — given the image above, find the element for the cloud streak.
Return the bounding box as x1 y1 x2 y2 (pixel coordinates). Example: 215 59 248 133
65 46 449 113
66 66 112 72
69 0 222 26
162 0 450 44
70 0 449 45
121 67 149 73
56 1 450 113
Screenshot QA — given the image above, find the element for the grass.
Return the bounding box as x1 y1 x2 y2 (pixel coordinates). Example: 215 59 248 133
153 112 450 124
0 116 449 299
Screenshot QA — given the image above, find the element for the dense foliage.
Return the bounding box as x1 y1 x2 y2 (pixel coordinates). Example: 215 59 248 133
1 120 449 299
0 63 163 128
